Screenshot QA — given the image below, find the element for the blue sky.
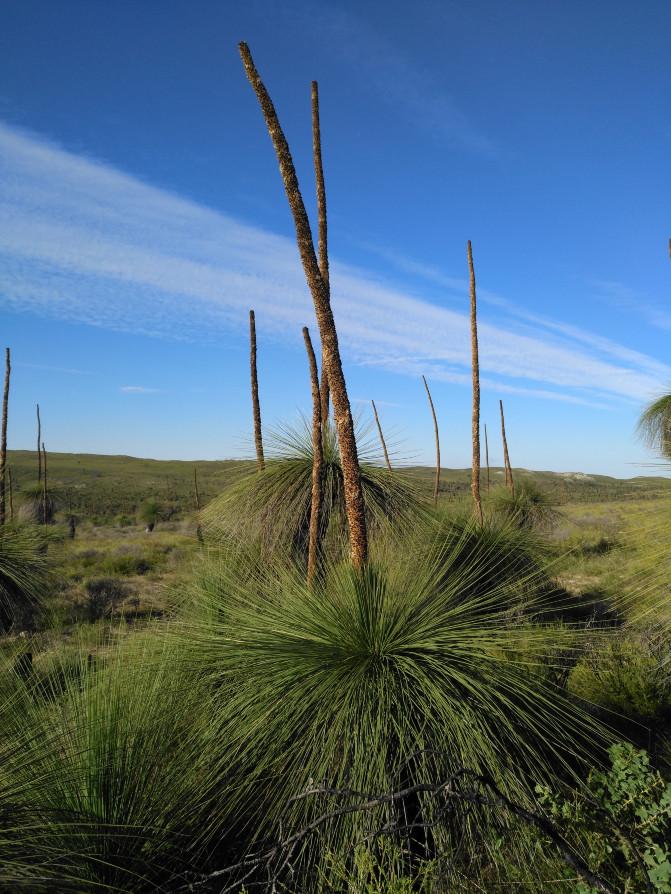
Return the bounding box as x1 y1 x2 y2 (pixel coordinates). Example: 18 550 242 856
0 0 669 476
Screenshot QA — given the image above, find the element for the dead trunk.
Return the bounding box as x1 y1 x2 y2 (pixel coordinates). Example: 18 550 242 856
422 376 441 508
0 348 10 526
240 43 367 569
249 309 265 470
303 326 324 586
467 241 483 525
371 400 392 471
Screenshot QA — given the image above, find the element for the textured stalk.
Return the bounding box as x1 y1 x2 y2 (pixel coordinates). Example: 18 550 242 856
36 403 42 483
422 376 441 507
500 399 514 495
249 309 265 470
484 423 490 493
467 241 483 525
371 400 392 471
303 326 324 586
312 81 330 425
240 42 367 569
0 348 10 526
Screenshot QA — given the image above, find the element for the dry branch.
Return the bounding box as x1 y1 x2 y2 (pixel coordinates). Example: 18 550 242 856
371 400 392 471
422 375 440 507
184 765 618 894
303 326 324 585
467 241 483 525
239 42 367 569
249 309 265 470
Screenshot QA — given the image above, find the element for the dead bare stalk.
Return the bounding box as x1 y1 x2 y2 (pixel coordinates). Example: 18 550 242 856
303 326 324 585
249 309 265 470
499 399 514 495
371 400 392 471
422 376 440 507
484 423 490 493
0 348 9 526
467 241 483 525
240 43 368 569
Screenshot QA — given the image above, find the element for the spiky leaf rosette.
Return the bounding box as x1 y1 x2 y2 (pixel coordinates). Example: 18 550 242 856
0 524 52 631
0 633 223 892
488 481 562 532
638 393 671 458
202 419 424 561
180 523 609 886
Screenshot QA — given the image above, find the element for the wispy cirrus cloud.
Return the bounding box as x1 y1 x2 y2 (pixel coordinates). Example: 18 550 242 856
120 385 161 394
0 120 668 410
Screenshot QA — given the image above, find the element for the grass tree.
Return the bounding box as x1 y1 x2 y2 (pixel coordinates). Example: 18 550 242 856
371 399 392 471
180 527 610 888
0 348 9 526
239 42 367 569
249 309 265 471
203 419 421 564
485 422 491 492
303 326 324 585
468 242 483 525
422 375 441 507
637 394 671 458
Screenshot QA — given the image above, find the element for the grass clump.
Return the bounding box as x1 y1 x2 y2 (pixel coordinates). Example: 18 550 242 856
0 525 53 632
202 419 424 562
489 481 562 531
179 518 608 888
0 632 222 892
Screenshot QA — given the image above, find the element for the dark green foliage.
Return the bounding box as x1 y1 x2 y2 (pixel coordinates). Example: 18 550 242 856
202 420 425 562
0 525 52 631
536 744 671 893
178 525 608 887
489 481 562 531
86 577 130 621
638 393 671 458
0 637 224 892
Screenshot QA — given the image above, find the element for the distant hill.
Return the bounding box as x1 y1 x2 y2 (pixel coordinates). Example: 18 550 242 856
5 450 670 524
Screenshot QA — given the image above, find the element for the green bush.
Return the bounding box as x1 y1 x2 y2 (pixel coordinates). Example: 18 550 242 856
537 743 671 893
569 633 671 724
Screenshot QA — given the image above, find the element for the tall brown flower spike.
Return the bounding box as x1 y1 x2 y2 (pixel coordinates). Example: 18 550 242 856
303 326 324 585
0 348 9 526
467 241 483 525
249 309 265 471
500 399 514 495
371 400 392 472
239 42 368 569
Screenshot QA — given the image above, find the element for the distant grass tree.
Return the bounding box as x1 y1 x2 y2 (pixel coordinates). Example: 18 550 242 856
638 393 671 458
